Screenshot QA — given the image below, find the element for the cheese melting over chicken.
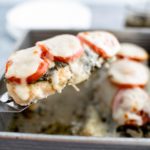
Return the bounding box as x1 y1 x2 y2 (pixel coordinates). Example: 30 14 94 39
118 43 148 61
109 59 149 86
5 47 43 80
78 31 120 57
37 34 82 57
5 47 47 102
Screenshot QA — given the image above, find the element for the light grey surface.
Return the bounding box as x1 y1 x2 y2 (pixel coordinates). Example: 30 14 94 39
90 4 125 29
0 2 18 69
0 133 150 150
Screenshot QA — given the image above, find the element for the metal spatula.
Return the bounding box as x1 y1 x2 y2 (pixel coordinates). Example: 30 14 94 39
0 92 28 112
0 73 29 112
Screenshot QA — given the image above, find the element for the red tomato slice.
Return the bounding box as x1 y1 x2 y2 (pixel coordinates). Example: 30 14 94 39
53 49 84 63
110 80 145 89
108 59 149 88
5 48 50 84
7 76 21 84
117 43 148 62
78 31 120 58
117 54 145 62
38 44 83 63
39 44 54 61
6 60 48 84
78 35 108 58
26 60 48 84
37 34 84 63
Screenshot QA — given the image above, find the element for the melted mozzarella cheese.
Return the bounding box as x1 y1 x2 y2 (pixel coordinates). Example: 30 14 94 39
37 34 82 57
5 47 42 80
113 88 150 126
69 44 104 84
118 43 148 60
69 59 89 84
79 31 120 57
51 70 60 91
14 84 30 101
108 59 149 86
51 66 72 93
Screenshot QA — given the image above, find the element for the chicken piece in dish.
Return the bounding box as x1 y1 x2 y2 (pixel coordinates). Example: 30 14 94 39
5 32 120 106
112 87 150 126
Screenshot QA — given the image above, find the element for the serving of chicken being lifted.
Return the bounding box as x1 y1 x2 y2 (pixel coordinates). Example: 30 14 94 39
4 31 121 106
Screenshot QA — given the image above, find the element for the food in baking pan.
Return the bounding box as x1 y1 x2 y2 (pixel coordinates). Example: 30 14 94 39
108 59 149 88
37 34 84 63
93 44 150 137
6 33 150 138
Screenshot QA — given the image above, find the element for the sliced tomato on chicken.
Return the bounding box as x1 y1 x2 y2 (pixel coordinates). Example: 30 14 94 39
117 43 148 62
26 60 49 84
40 45 54 61
108 59 149 88
5 47 50 84
37 34 84 63
112 88 150 126
7 76 21 84
77 31 120 58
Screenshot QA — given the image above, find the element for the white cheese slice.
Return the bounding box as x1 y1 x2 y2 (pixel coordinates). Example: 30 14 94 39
5 46 43 80
37 34 82 57
108 59 149 86
78 31 120 57
118 43 148 61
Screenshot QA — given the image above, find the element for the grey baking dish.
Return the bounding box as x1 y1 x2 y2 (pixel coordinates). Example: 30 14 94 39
0 29 150 150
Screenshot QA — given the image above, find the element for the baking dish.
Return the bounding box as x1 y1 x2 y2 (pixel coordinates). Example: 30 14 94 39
0 29 150 150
